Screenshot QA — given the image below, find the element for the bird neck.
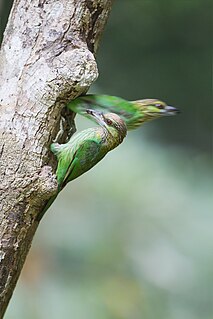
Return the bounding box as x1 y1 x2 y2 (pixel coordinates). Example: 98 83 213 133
103 126 126 151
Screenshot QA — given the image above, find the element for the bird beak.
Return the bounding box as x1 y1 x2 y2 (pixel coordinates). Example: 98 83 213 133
86 109 108 128
160 105 180 116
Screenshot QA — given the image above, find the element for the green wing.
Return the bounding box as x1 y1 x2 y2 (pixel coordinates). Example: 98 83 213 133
64 139 104 186
51 138 104 190
67 94 139 121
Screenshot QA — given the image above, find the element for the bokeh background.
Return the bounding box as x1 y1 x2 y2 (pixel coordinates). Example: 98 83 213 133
1 0 212 318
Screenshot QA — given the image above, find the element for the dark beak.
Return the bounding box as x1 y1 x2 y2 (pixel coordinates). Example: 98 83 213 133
86 109 107 128
163 105 180 116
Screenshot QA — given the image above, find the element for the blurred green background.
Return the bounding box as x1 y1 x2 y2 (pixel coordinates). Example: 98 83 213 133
1 0 212 318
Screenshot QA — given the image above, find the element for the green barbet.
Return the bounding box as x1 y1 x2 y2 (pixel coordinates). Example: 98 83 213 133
39 109 127 219
53 109 127 190
67 94 179 130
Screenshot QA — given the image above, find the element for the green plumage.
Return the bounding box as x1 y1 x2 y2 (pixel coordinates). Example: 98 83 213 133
39 94 178 220
53 128 116 190
67 94 179 130
38 110 127 219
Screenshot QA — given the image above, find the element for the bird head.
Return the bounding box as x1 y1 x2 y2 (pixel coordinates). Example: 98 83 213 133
133 99 179 118
86 109 127 142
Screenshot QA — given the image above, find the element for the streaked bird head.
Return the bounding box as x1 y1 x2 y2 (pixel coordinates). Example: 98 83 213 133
133 99 179 116
130 99 179 128
86 109 127 142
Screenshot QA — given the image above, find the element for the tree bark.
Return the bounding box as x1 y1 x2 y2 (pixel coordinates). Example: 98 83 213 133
0 0 113 317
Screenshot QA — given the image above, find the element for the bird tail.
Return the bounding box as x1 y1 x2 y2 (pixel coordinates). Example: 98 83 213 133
36 193 58 222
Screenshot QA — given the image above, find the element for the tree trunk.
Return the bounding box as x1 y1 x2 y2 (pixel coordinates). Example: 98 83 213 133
0 0 113 317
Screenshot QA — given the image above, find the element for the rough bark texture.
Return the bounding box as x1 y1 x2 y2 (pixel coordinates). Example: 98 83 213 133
0 0 113 317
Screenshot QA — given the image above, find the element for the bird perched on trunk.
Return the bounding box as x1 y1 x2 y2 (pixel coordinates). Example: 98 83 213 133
67 94 179 130
53 109 127 190
39 109 127 219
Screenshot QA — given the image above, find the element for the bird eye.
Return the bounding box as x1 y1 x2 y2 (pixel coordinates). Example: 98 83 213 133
106 119 113 125
155 103 164 109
